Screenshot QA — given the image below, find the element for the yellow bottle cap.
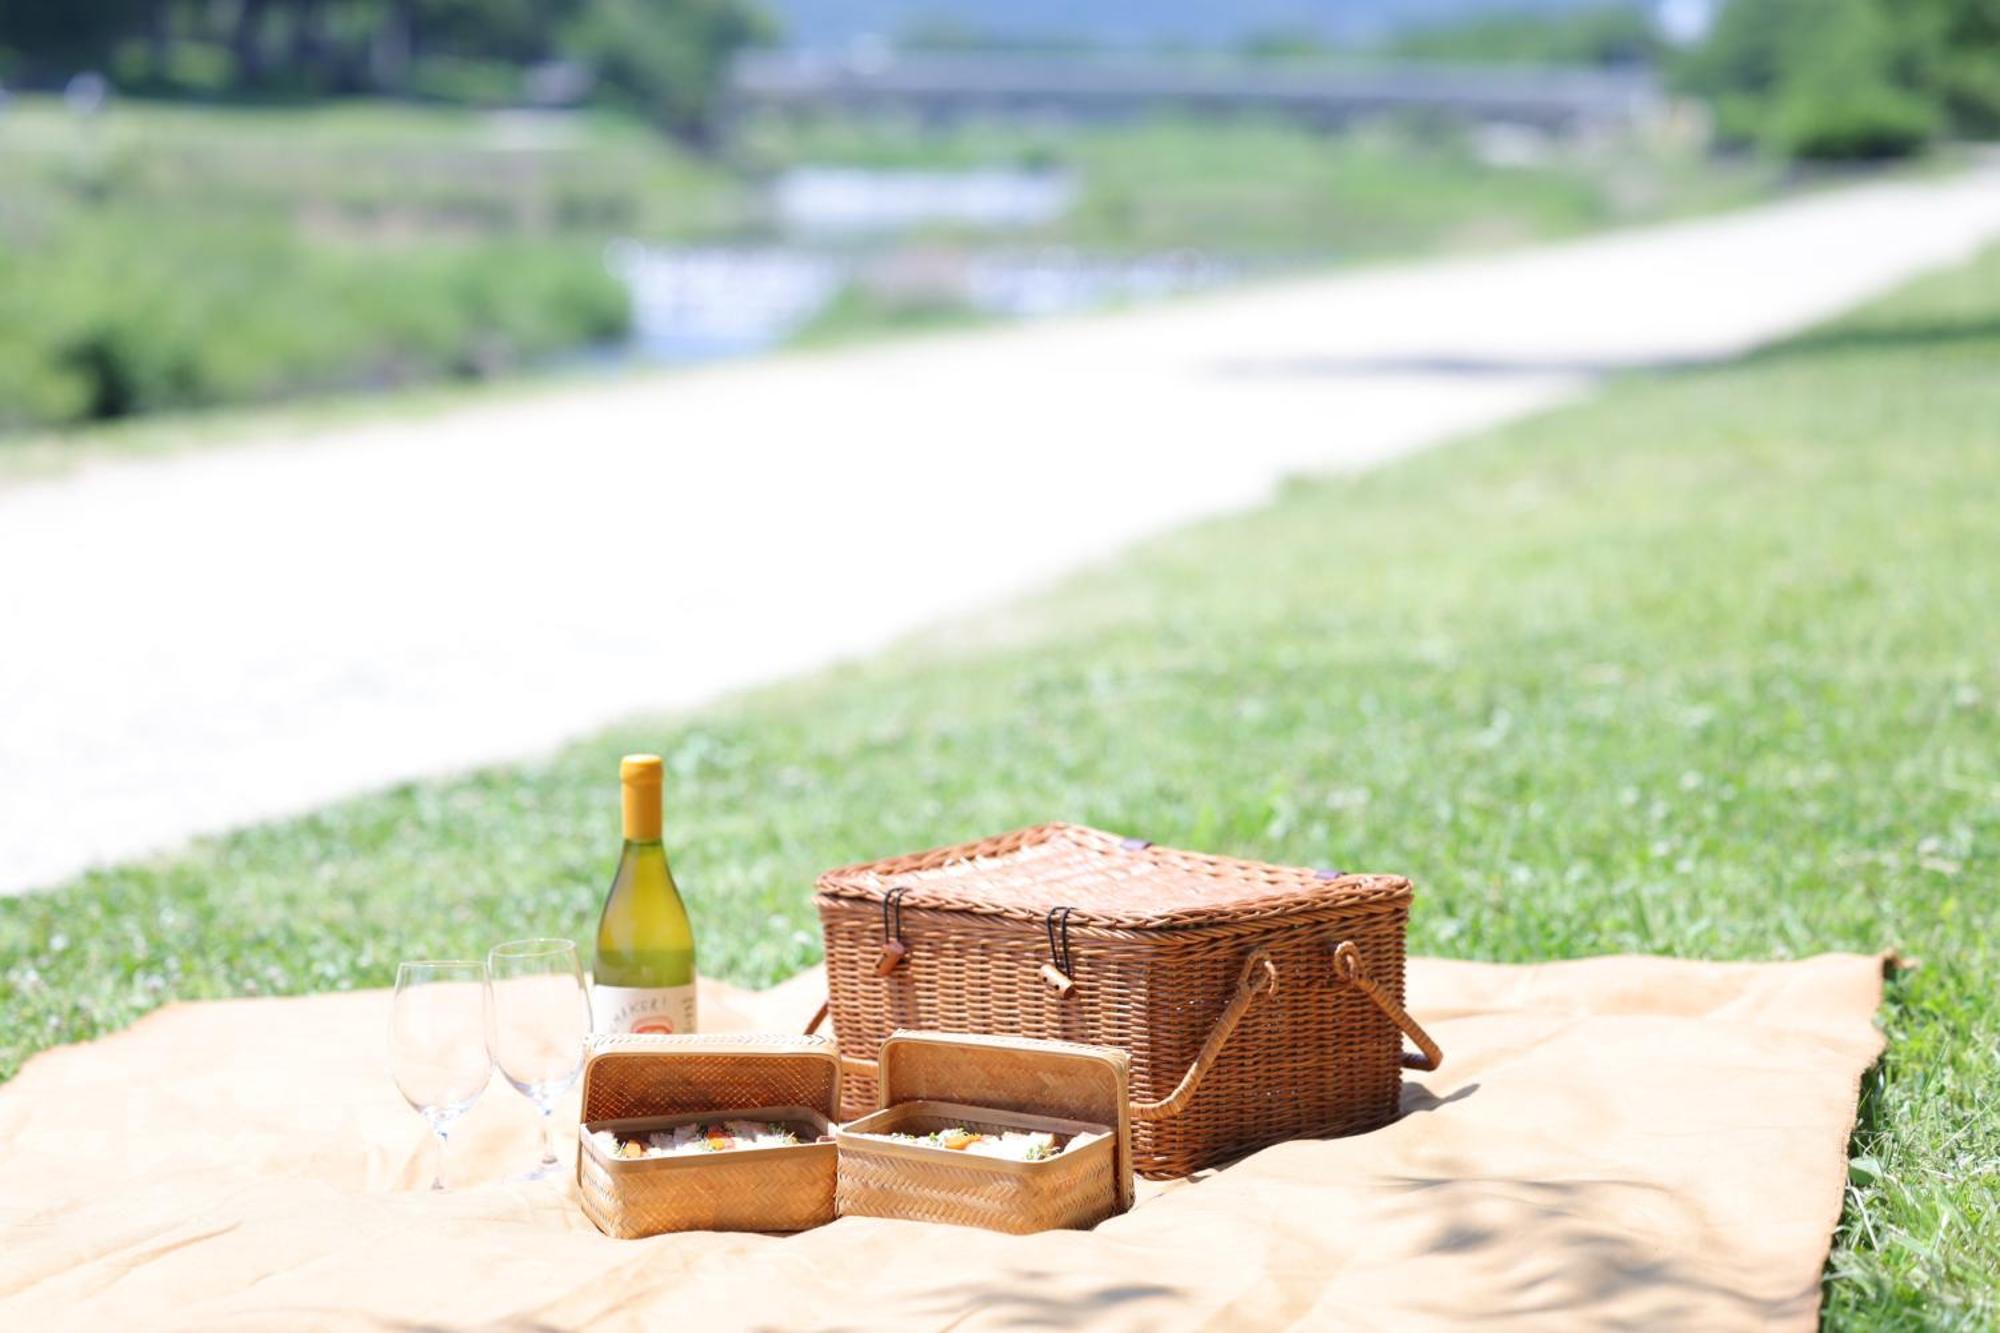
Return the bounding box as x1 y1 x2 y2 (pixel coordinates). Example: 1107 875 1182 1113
620 755 663 840
621 754 663 785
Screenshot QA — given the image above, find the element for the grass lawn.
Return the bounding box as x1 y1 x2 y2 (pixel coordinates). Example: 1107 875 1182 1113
0 97 704 436
0 95 740 237
739 112 1789 257
5 241 1998 1321
2 94 1796 446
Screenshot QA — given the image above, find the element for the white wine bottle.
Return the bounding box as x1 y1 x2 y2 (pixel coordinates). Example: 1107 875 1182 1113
592 754 697 1035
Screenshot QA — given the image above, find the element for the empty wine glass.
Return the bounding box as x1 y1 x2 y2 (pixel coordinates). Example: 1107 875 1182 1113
485 937 592 1181
389 960 492 1191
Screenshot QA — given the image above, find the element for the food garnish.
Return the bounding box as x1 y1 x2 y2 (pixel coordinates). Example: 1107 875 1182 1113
593 1120 805 1160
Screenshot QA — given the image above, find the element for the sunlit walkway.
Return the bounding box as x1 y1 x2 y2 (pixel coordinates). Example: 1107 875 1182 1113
7 167 2000 894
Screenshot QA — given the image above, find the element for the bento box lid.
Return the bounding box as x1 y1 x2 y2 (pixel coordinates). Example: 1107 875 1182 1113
815 822 1410 930
582 1033 840 1123
876 1029 1134 1211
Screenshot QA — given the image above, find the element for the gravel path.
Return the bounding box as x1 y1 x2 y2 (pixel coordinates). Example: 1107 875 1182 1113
7 169 2000 895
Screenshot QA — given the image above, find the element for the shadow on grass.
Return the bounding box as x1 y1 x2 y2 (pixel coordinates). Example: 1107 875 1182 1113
1747 317 2000 365
1207 352 1712 379
1207 315 2000 384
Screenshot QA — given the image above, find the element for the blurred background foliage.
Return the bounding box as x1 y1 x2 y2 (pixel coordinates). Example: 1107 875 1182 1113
1 0 1997 437
4 1 1998 158
0 0 772 137
1675 0 2000 159
0 101 698 429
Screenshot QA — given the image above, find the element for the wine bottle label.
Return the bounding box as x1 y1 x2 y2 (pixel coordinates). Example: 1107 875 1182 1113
592 982 698 1036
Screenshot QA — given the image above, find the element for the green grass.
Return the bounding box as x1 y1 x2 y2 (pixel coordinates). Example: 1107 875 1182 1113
0 95 1794 448
789 283 996 349
4 208 1998 1330
1 100 1801 478
738 112 1790 256
0 96 741 238
0 97 743 433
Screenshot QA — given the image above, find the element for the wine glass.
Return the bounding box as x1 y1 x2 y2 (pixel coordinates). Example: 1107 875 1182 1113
485 937 592 1181
389 960 492 1191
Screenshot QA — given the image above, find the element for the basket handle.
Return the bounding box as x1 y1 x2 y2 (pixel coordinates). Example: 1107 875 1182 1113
806 1001 881 1086
1332 941 1443 1073
1129 939 1443 1123
1129 947 1280 1122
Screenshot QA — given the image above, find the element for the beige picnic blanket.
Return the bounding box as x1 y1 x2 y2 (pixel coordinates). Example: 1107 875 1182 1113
0 953 1885 1330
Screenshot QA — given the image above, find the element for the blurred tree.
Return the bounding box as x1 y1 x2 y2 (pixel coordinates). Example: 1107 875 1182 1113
1679 0 2000 158
562 0 774 139
1765 0 1937 158
893 16 1093 55
0 0 155 81
418 0 580 65
0 0 774 141
1905 0 2000 135
1388 6 1664 66
1239 28 1334 62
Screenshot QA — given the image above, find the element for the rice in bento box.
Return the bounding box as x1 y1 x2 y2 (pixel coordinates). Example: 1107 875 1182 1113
833 1031 1132 1234
865 1126 1080 1162
591 1119 819 1160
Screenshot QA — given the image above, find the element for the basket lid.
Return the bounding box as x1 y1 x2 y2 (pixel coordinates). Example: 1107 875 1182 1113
816 822 1410 929
877 1029 1134 1212
580 1033 840 1123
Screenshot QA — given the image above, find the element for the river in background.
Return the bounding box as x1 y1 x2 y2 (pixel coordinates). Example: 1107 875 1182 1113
604 165 1248 363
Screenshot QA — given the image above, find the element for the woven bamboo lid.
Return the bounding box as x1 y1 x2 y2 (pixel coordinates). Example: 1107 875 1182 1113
876 1029 1134 1211
581 1033 841 1123
816 822 1410 929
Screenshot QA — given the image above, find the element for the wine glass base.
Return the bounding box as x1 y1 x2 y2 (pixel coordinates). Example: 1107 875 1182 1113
514 1160 563 1183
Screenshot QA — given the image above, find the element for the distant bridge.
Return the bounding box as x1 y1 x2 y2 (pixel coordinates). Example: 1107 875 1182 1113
727 51 1665 136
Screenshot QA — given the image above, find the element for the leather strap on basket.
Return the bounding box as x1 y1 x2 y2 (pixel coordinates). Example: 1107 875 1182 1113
1129 947 1280 1123
799 886 911 1037
1332 940 1443 1072
1040 905 1078 996
876 886 910 975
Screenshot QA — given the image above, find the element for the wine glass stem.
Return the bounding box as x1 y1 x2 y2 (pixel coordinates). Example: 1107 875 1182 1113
431 1125 450 1191
538 1103 556 1168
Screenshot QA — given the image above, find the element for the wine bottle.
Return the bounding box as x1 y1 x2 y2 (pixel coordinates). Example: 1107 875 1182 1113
592 754 698 1035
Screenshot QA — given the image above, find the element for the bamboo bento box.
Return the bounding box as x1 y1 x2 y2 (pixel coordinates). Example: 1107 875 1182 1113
833 1030 1134 1234
576 1033 840 1238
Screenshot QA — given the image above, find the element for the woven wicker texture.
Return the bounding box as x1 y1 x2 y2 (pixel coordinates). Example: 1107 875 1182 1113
875 1030 1132 1211
815 825 1421 1178
836 1101 1118 1234
581 1032 839 1122
577 1035 840 1238
817 822 1408 929
579 1107 836 1237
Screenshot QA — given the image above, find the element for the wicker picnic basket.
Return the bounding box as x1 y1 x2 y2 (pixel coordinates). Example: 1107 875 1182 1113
814 823 1442 1179
834 1030 1132 1234
576 1032 840 1238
